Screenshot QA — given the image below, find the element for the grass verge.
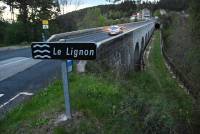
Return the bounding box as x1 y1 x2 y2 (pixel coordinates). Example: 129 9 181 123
0 31 193 134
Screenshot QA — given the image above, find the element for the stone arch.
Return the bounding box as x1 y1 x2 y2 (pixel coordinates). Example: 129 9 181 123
141 37 145 50
134 42 140 71
145 33 148 44
155 23 160 29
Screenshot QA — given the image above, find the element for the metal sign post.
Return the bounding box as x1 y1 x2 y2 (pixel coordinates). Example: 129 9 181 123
42 20 49 41
61 61 71 119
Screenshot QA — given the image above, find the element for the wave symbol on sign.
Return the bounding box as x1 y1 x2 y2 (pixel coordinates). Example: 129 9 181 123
34 55 51 59
33 44 50 48
33 50 50 53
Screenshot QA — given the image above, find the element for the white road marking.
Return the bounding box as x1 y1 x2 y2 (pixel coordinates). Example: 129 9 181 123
0 57 42 81
0 94 4 98
0 57 28 66
0 58 29 68
0 92 34 109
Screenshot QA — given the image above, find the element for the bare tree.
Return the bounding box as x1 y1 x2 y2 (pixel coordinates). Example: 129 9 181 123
107 0 141 4
1 0 15 22
0 5 6 20
58 0 82 14
74 0 83 11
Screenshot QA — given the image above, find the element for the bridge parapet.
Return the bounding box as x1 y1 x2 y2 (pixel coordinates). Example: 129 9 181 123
92 21 155 75
47 20 156 75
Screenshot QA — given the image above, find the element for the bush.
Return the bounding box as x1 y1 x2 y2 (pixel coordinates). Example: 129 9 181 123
190 0 200 42
0 21 8 45
4 22 31 45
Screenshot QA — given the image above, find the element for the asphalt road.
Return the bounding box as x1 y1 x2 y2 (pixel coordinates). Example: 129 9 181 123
0 48 62 113
0 20 153 114
59 21 152 43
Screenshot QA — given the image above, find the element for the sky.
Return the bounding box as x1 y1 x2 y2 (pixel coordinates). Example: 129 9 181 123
81 0 157 5
1 0 158 21
59 0 158 13
60 0 111 13
70 0 158 9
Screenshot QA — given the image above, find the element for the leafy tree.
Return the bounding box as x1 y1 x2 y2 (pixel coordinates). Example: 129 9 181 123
36 0 60 20
80 8 106 28
107 0 140 3
4 22 29 44
2 0 60 22
99 15 106 26
0 6 6 20
108 10 122 20
0 21 8 44
158 0 188 11
190 0 200 41
1 0 61 43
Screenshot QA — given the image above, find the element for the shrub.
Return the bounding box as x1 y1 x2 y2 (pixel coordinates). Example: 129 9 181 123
0 21 8 45
4 22 31 45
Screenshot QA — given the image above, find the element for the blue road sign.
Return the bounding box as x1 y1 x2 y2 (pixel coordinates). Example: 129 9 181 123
67 60 73 72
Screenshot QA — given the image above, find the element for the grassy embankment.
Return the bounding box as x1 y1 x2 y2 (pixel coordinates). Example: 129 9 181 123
0 31 193 134
161 13 200 98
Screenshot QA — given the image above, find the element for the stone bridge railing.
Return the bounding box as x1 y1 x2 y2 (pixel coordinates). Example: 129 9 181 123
47 20 156 75
91 21 155 75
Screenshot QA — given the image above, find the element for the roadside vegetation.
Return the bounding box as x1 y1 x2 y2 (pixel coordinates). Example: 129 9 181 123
0 31 195 133
160 1 200 129
0 0 158 47
0 0 195 47
161 12 200 98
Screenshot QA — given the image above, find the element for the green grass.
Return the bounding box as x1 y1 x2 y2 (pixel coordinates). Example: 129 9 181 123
0 31 193 134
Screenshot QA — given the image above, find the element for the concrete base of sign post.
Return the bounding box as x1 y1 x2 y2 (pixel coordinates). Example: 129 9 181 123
54 114 71 125
54 112 83 125
76 61 87 73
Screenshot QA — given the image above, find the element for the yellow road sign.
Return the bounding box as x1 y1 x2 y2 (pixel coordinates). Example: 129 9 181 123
42 20 48 25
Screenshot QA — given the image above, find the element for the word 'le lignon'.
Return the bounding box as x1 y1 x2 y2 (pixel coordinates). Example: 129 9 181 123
53 47 95 58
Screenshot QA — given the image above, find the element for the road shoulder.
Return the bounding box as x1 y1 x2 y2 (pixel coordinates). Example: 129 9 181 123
0 46 30 52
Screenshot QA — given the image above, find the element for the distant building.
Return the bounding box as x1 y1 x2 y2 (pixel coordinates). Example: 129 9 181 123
137 12 142 20
130 12 142 21
130 9 151 21
130 13 137 21
142 8 151 20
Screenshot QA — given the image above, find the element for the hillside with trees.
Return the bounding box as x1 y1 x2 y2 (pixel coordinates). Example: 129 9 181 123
0 0 161 47
160 0 200 97
159 0 200 132
0 0 140 46
157 0 188 11
57 1 137 31
0 0 60 46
